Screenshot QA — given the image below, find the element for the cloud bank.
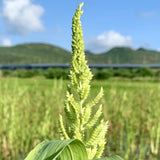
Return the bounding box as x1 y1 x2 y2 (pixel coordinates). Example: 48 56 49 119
157 48 160 52
2 0 44 35
85 30 132 53
1 38 12 46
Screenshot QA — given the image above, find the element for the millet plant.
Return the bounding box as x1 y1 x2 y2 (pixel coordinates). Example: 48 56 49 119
58 3 108 159
25 2 123 160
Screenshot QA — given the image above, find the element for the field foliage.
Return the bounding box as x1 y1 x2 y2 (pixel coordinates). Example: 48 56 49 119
2 67 160 80
0 78 160 159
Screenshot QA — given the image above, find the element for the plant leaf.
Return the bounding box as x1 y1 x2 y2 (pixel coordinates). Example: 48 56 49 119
94 155 124 160
25 139 88 160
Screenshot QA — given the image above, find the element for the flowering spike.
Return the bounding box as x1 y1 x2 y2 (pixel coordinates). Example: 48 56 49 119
58 3 108 159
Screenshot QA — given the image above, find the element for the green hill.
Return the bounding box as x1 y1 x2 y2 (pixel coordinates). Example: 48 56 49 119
0 43 72 64
85 47 160 64
0 43 160 64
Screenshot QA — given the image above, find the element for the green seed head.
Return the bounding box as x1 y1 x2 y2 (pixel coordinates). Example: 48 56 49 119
58 2 108 159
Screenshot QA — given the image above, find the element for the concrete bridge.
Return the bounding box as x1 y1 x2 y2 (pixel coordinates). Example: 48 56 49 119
0 63 160 70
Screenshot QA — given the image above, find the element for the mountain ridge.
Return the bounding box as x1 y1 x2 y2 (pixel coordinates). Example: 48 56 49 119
0 43 160 64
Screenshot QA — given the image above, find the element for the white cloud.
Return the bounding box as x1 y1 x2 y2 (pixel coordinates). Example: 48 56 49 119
2 38 12 46
157 48 160 52
85 30 132 53
140 12 156 18
2 0 44 35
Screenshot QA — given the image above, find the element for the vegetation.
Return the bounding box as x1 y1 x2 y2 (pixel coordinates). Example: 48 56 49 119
2 67 160 80
24 139 89 160
1 1 159 159
0 78 160 159
24 2 119 160
58 2 108 159
0 44 160 64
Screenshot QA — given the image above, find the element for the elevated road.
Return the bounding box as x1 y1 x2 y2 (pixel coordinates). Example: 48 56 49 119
1 63 160 70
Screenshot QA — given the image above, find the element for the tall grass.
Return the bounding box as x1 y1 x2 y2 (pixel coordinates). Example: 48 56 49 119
101 80 160 160
0 78 65 159
0 78 160 159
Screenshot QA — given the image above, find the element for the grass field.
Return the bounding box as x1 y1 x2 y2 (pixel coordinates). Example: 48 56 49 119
0 77 160 160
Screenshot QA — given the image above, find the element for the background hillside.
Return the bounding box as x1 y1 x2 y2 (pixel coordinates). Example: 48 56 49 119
0 43 72 64
0 43 160 64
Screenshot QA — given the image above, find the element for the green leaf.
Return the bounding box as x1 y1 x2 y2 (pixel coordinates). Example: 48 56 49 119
94 155 124 160
25 139 88 160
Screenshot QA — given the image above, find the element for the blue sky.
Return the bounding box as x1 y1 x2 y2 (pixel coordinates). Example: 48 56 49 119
0 0 160 53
